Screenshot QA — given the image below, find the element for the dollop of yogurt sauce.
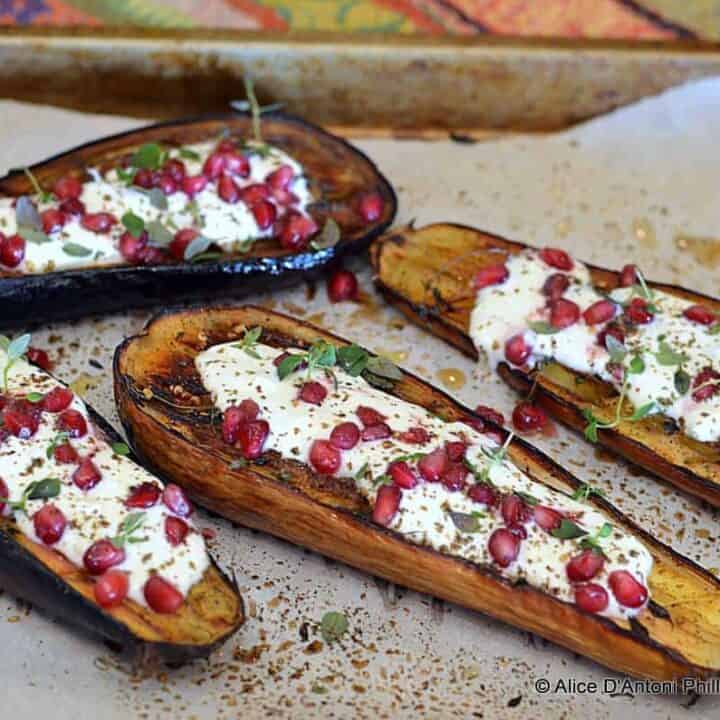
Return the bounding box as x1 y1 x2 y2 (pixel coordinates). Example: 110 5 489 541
470 249 720 443
197 340 653 620
0 139 312 273
0 351 208 607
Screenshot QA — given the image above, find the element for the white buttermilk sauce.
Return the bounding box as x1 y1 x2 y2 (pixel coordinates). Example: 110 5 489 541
0 140 312 274
470 250 720 443
0 352 209 607
196 341 653 620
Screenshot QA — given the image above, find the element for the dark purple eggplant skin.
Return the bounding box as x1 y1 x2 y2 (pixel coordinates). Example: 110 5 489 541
0 112 397 329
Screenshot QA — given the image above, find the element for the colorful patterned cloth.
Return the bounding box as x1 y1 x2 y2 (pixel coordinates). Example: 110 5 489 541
0 1 716 39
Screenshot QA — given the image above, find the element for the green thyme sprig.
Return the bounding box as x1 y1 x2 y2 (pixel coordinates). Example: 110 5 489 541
234 326 262 359
111 512 148 547
0 333 31 391
0 477 61 515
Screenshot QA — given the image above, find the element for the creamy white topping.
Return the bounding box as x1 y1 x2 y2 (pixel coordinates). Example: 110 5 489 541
0 352 209 607
0 139 312 274
197 340 653 620
470 250 720 442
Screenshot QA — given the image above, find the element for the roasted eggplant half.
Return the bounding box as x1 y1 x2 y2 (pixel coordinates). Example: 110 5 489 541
0 112 396 328
370 223 720 508
114 305 720 680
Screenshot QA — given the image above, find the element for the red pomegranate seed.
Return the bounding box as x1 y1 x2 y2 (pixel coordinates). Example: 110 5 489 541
444 441 466 462
372 484 401 526
41 208 67 234
329 422 360 450
0 477 8 514
624 297 653 325
539 247 573 271
512 402 547 432
474 405 505 427
133 168 155 189
508 523 528 539
399 426 431 445
278 212 318 251
358 192 384 223
488 528 520 567
165 516 189 546
217 174 240 203
619 264 638 287
59 198 85 216
418 447 448 482
57 409 87 438
163 158 186 182
251 200 277 229
501 494 532 525
202 152 227 179
468 483 498 507
94 570 129 608
181 174 208 197
582 299 616 325
201 527 217 540
566 550 605 582
361 423 392 442
42 387 73 413
236 399 260 423
266 164 294 190
608 570 648 608
474 264 508 290
239 183 271 205
156 174 178 196
168 228 198 261
217 139 236 153
542 273 570 301
119 231 148 264
81 212 116 234
504 334 531 366
272 187 299 206
692 367 720 402
126 482 161 508
309 439 341 475
137 245 166 266
163 483 193 517
356 406 386 427
441 463 468 491
388 461 418 489
33 504 66 545
597 324 625 350
84 539 125 575
54 442 78 464
73 458 102 491
0 234 25 267
574 583 609 614
299 381 327 405
238 419 270 460
533 505 562 531
222 406 243 444
549 298 580 329
53 175 82 200
144 576 184 614
327 269 359 303
224 151 250 178
3 400 40 438
684 304 716 325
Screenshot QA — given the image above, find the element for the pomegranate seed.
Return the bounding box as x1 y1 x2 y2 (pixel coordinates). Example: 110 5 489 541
163 483 193 517
59 198 85 216
224 152 250 178
542 273 569 301
356 406 386 427
624 297 653 325
388 461 418 489
358 192 384 223
239 183 271 205
474 405 505 427
361 423 392 442
501 494 532 525
181 174 208 197
583 299 616 325
597 324 625 350
217 139 237 153
692 367 720 402
533 505 562 531
299 381 327 405
202 152 227 179
73 458 102 491
309 439 341 475
267 164 294 190
42 387 73 413
53 175 82 200
57 409 87 438
272 187 299 206
84 539 125 575
468 483 498 507
566 550 605 582
327 269 359 303
619 264 638 287
3 399 40 438
508 523 527 539
574 583 609 614
684 304 716 325
512 402 547 432
488 528 520 567
608 570 648 608
41 208 67 234
397 426 430 445
329 422 360 450
0 477 8 514
0 234 25 267
418 447 448 482
222 406 243 444
81 212 116 234
251 200 277 229
144 576 184 614
372 484 401 526
238 419 270 459
549 298 580 329
201 527 216 540
218 174 240 203
165 516 189 546
444 441 466 462
504 334 531 366
236 399 260 422
33 504 66 545
278 212 318 251
163 158 186 182
441 463 468 491
539 247 573 271
474 264 508 290
94 570 129 608
54 442 78 464
126 482 161 508
168 228 198 261
156 174 178 196
133 168 155 189
137 245 166 266
118 230 148 264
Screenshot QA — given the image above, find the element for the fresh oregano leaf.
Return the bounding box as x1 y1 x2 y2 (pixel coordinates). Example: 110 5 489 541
320 611 348 643
674 368 691 396
26 477 61 501
62 242 92 257
654 340 688 367
551 519 588 540
183 234 212 261
277 354 305 380
365 356 402 381
111 442 130 456
121 210 145 238
528 321 560 335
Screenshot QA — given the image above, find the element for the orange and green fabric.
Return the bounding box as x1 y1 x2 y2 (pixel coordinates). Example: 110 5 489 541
0 1 717 39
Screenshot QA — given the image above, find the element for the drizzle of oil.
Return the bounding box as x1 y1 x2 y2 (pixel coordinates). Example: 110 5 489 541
69 372 101 397
632 217 657 249
379 349 408 364
674 233 720 267
436 367 466 390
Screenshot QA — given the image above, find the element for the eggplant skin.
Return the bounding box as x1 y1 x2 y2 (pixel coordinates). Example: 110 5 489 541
114 304 720 680
0 402 244 666
370 222 720 509
0 112 397 329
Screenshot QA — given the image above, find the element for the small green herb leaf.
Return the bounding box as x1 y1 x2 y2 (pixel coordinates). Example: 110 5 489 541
277 354 305 380
320 611 348 643
449 511 486 533
234 326 262 358
112 511 147 547
179 147 201 161
131 143 165 170
146 219 174 247
112 442 130 456
674 368 691 396
337 345 369 376
628 402 655 421
26 392 44 403
365 356 403 382
121 210 145 238
551 519 588 540
26 477 61 501
528 321 560 335
654 341 688 367
628 355 645 375
515 491 538 506
62 242 92 257
15 195 43 230
183 234 212 261
571 483 604 502
604 333 627 363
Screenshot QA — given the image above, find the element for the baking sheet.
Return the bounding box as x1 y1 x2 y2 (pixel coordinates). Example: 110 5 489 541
2 79 720 718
